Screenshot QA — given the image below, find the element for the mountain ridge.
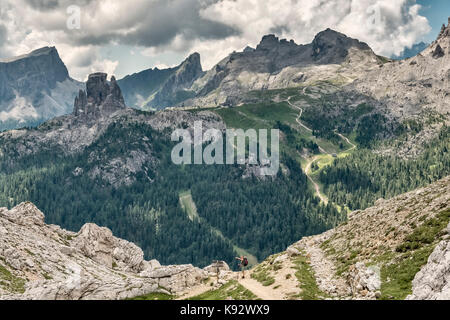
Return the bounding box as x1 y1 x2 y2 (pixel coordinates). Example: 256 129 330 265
0 46 82 131
179 28 382 108
3 22 448 130
118 52 203 110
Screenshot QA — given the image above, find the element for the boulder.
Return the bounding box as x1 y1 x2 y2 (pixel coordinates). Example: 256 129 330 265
349 262 381 295
112 238 145 272
7 202 45 227
286 246 301 257
407 238 450 300
72 223 115 268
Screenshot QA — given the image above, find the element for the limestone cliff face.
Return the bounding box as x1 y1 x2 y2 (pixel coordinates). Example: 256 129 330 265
311 29 372 64
182 29 381 108
407 228 450 300
353 16 450 119
0 202 208 300
0 47 82 130
0 47 69 100
138 53 203 109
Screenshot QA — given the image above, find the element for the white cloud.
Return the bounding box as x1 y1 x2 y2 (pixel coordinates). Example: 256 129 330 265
0 0 432 79
199 0 431 61
58 45 118 81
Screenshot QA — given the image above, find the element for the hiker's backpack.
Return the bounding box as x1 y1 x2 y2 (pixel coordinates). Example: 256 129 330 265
243 257 248 267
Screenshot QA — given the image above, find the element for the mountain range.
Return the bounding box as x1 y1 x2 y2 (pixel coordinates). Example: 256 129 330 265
2 23 447 130
0 17 449 300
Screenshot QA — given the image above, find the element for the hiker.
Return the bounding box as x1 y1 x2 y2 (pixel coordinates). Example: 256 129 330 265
236 256 248 279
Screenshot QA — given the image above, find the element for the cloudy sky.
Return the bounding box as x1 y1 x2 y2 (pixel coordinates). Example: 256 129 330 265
0 0 448 81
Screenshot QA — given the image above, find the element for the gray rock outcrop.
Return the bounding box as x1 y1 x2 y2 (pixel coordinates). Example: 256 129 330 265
437 18 450 40
311 29 372 64
0 202 207 300
73 73 125 119
407 223 450 300
348 262 381 298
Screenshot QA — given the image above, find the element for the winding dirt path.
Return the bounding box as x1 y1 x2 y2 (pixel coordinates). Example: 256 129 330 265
286 98 313 132
237 277 285 300
335 131 356 152
304 155 328 204
300 239 350 297
287 96 328 203
176 284 213 300
286 94 354 205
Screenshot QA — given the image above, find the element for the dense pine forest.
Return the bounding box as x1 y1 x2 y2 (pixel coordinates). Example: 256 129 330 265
319 126 450 210
0 121 342 268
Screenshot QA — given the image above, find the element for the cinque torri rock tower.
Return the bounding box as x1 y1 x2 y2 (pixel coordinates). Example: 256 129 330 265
73 72 126 119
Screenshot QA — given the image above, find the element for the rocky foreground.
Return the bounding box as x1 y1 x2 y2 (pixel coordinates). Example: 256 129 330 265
235 176 450 300
0 202 215 300
1 176 449 300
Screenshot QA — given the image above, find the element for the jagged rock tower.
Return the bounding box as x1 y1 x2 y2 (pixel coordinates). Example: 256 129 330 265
432 17 450 58
73 73 126 119
438 17 450 40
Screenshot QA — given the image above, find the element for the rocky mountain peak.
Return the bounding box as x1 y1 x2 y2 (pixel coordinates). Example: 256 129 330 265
0 46 70 102
0 46 69 88
5 201 45 227
147 53 204 108
312 28 371 63
255 34 296 52
438 17 450 39
243 46 255 53
184 52 201 66
431 17 450 59
177 52 203 80
0 46 82 131
73 72 126 118
256 34 280 50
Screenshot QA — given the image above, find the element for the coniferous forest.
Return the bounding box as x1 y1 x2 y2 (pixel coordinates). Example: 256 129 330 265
0 121 343 268
319 126 450 210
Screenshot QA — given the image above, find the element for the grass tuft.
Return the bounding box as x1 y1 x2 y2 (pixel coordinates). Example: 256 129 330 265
188 280 257 300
